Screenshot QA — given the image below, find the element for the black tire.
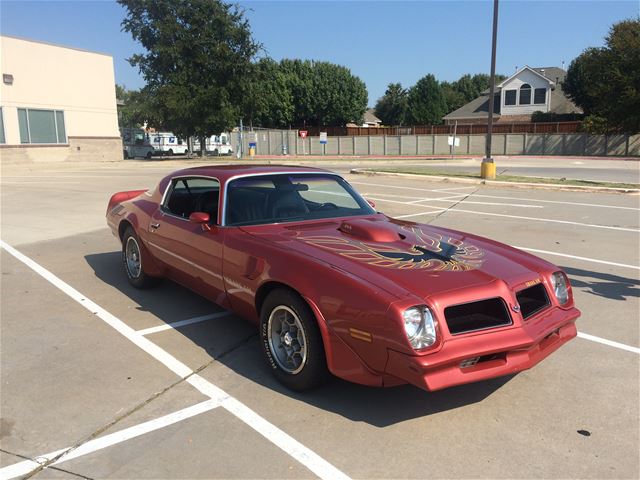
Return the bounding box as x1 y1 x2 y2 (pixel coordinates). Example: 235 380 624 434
167 149 174 156
121 226 160 289
123 149 129 159
145 151 153 160
260 289 329 391
213 149 219 156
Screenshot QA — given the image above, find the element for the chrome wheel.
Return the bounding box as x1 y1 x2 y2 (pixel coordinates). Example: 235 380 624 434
125 236 142 279
267 306 308 374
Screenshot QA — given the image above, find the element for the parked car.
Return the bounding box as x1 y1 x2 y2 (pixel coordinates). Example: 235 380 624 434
120 128 154 160
192 133 233 156
148 132 189 156
106 165 580 392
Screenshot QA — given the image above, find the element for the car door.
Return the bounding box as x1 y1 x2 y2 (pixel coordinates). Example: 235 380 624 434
146 176 229 307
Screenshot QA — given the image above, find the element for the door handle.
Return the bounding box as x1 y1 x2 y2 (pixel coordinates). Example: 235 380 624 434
150 222 160 230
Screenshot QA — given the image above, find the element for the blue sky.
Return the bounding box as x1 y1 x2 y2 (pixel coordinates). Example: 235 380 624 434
1 0 638 105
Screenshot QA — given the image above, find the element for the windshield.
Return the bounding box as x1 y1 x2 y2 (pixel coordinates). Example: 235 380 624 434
225 173 375 226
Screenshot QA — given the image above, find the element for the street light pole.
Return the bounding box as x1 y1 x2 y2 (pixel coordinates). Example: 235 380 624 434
481 0 499 180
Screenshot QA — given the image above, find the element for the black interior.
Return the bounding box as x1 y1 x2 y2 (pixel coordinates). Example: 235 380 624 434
165 186 220 221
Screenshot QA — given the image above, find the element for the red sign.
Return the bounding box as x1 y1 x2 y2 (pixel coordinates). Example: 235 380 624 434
299 130 308 138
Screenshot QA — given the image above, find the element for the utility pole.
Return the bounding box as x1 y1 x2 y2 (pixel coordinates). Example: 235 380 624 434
481 0 499 180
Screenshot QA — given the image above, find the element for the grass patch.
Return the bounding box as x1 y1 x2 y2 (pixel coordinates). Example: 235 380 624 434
367 167 640 190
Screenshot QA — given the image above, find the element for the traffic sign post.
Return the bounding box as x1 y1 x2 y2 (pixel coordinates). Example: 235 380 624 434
299 130 308 155
319 132 327 155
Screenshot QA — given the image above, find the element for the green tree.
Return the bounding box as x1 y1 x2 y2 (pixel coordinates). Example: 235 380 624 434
118 0 261 154
245 58 294 128
564 18 640 132
406 74 447 124
374 83 408 126
277 59 367 126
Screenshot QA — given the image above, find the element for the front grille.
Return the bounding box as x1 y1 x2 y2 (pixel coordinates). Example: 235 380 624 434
444 298 512 335
516 283 551 320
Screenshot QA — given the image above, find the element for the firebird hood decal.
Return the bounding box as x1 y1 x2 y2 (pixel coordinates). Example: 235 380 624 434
301 227 484 272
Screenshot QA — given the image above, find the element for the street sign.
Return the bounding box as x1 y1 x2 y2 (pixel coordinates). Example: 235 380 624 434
299 130 308 138
319 132 327 144
248 132 258 143
447 136 460 147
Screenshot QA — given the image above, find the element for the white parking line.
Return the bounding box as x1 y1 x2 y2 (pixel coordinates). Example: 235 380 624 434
137 311 231 336
514 246 640 271
396 205 639 232
577 332 640 354
396 210 448 219
0 400 220 480
0 240 350 480
352 181 640 211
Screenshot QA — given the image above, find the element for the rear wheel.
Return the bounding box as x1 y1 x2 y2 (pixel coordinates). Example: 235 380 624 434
122 227 159 289
213 149 219 156
167 149 174 156
260 289 328 391
145 151 153 159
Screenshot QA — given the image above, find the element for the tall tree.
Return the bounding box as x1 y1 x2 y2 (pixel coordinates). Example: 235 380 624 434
277 59 367 127
406 74 447 125
244 58 294 128
118 0 261 153
564 18 640 132
374 83 408 126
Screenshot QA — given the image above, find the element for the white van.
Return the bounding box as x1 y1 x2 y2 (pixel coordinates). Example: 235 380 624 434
148 132 189 156
192 133 234 156
121 128 154 159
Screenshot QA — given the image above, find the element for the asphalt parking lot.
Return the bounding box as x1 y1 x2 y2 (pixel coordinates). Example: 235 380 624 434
1 159 639 479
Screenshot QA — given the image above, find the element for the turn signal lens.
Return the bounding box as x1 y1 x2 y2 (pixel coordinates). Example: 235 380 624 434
402 306 437 349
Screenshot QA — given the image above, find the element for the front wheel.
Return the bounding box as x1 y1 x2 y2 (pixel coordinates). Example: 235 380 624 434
260 289 328 391
122 227 160 289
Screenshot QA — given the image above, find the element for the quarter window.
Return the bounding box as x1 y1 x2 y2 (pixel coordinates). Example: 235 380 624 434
519 84 532 105
163 177 220 222
17 108 67 144
504 90 517 106
534 88 546 104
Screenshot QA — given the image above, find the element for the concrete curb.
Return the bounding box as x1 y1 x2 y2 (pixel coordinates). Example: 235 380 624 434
349 168 640 194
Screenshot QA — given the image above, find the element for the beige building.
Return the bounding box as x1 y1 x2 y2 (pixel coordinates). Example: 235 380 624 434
0 35 122 162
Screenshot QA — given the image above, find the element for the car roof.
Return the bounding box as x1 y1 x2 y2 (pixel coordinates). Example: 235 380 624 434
167 164 336 182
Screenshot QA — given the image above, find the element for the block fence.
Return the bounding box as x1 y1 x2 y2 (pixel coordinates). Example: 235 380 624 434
232 130 640 157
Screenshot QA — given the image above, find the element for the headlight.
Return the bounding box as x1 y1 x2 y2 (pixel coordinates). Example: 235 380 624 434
403 306 437 349
551 271 570 305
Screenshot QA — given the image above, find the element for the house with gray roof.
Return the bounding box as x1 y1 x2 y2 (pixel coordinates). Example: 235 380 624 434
443 66 581 125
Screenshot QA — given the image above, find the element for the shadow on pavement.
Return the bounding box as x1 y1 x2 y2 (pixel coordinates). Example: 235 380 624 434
564 265 639 301
85 250 513 427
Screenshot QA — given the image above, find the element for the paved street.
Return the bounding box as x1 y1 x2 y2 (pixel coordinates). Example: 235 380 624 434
1 159 638 479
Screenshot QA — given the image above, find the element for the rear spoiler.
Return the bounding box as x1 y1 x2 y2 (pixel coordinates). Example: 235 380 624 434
107 189 148 214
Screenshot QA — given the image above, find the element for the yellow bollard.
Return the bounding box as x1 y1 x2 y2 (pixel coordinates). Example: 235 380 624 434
480 161 496 180
249 146 255 157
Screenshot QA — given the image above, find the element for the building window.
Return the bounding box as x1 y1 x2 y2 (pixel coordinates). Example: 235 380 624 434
505 90 517 106
17 108 67 144
519 84 532 105
0 108 5 144
534 88 546 105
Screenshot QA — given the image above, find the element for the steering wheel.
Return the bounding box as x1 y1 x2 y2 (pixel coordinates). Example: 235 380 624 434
318 202 338 210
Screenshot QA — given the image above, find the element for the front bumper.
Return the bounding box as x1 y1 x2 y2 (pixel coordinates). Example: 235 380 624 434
385 306 579 391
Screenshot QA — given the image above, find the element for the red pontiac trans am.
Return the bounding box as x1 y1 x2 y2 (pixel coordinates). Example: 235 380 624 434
106 165 580 392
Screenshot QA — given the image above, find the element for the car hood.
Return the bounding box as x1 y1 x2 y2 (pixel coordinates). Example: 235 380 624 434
240 215 557 301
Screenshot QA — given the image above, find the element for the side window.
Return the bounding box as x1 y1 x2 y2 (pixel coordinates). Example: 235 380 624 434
163 177 220 222
504 90 516 106
534 88 546 104
519 83 532 105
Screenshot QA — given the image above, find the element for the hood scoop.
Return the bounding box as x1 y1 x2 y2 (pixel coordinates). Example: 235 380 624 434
338 218 403 243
